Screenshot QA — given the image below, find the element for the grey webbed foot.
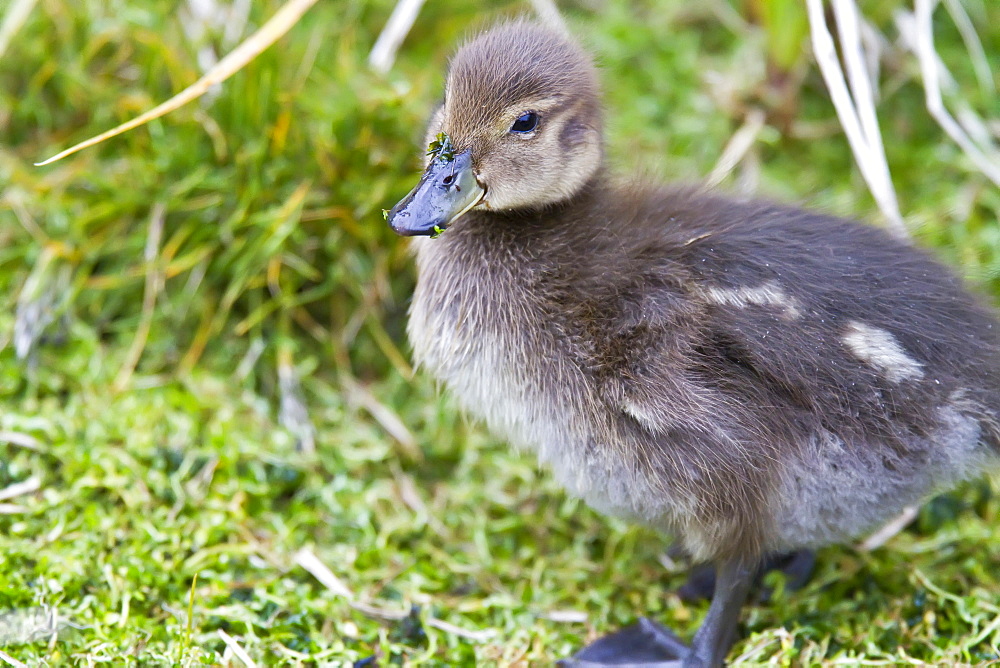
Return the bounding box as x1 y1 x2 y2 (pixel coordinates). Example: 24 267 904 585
562 559 755 668
676 563 716 603
558 617 688 667
677 549 815 603
756 549 815 602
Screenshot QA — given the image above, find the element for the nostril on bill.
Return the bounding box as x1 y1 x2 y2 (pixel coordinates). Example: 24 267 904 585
442 174 455 186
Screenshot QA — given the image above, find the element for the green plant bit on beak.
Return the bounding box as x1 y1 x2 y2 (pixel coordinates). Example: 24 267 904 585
382 209 389 221
426 132 455 162
430 225 445 239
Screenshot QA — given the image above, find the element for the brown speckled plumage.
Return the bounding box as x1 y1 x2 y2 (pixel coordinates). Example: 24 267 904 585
410 178 1000 562
392 20 1000 667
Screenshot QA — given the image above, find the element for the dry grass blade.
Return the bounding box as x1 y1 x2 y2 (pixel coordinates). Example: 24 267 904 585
35 0 319 166
968 609 1000 648
426 617 497 642
0 504 29 515
528 0 569 35
113 203 166 392
369 0 566 73
368 0 427 74
542 610 588 623
0 431 45 452
349 601 409 620
941 0 995 98
3 190 47 245
705 108 765 188
0 650 27 668
912 0 1000 187
14 244 71 361
217 629 258 668
0 0 38 61
342 375 421 461
833 0 883 163
831 0 900 226
294 549 419 622
293 548 353 598
277 346 317 454
806 0 907 238
857 505 918 551
390 464 447 535
0 477 41 502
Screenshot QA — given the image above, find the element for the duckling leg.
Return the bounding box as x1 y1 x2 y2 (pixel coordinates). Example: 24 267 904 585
560 558 754 668
684 559 754 667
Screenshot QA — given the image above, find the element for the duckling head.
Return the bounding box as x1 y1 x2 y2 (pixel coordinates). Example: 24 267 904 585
387 21 603 236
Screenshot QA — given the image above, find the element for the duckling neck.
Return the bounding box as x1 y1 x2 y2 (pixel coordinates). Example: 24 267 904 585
405 172 612 438
407 166 621 349
478 168 611 239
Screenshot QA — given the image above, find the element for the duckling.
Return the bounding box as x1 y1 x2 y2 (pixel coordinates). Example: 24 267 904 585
386 21 1000 667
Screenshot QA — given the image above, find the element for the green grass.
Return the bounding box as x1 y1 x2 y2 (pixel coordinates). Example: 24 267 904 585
1 0 999 664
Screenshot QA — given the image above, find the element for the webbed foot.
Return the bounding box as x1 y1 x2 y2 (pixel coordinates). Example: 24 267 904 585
756 549 815 601
677 549 815 603
558 617 689 667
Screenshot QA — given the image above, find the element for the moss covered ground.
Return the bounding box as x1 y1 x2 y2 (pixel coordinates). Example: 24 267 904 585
1 0 998 664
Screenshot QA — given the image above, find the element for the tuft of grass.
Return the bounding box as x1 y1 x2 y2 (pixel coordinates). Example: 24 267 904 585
1 0 998 665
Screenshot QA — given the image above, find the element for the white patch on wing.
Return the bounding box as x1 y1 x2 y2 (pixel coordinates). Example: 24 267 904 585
842 321 924 382
621 399 662 434
702 281 802 318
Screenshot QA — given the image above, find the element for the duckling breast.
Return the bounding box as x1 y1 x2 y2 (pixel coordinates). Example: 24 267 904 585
406 226 707 536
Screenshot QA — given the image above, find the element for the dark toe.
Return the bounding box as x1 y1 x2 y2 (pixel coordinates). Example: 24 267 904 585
559 618 688 667
756 549 816 602
768 549 816 590
677 562 717 603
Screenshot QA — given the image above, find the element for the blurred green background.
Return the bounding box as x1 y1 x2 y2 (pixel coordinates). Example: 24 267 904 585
1 0 998 664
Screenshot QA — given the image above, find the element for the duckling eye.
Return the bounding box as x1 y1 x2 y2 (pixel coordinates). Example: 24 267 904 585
510 112 539 134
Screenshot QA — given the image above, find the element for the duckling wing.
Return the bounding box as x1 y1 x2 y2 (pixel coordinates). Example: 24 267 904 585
580 194 1000 554
666 198 1000 451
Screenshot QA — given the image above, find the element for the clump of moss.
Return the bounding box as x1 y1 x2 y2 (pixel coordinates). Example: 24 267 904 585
426 132 455 162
